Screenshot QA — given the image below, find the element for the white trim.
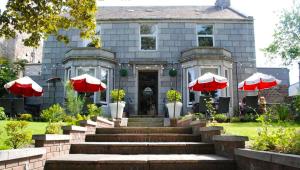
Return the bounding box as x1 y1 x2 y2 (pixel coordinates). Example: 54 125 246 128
139 24 158 51
99 67 110 105
196 24 214 47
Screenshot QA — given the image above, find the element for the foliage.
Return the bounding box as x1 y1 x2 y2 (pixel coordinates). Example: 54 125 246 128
214 114 228 123
119 69 128 77
41 104 65 122
64 113 88 126
65 82 85 116
251 112 300 154
240 113 258 122
45 122 62 134
166 90 182 102
0 107 6 120
168 68 177 77
0 0 99 47
4 121 31 149
205 98 217 117
87 104 102 117
230 116 241 123
86 39 101 48
18 113 32 121
110 89 126 102
273 104 291 121
0 58 17 97
263 1 300 64
193 112 206 120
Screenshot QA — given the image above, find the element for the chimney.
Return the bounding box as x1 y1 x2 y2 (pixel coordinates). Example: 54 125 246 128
215 0 231 9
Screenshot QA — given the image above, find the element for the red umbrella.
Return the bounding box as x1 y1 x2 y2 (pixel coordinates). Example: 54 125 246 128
238 72 281 91
188 72 228 92
4 76 43 97
70 74 106 92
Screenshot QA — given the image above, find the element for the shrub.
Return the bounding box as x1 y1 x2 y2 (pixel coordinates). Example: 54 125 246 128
251 112 300 154
65 82 85 115
110 89 126 102
64 113 88 126
230 116 241 123
45 122 62 134
193 112 206 120
241 113 258 122
87 104 103 117
4 121 31 149
214 114 228 123
41 104 65 122
0 107 6 120
274 104 291 121
166 90 181 102
18 113 32 121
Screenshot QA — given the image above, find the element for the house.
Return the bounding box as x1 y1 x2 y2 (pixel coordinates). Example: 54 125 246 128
40 0 256 116
257 67 289 103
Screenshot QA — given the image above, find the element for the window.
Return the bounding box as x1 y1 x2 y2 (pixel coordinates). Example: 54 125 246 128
66 68 71 80
197 25 214 47
99 68 109 104
224 69 229 97
200 67 220 98
96 24 101 38
140 24 157 50
76 67 96 103
187 67 199 105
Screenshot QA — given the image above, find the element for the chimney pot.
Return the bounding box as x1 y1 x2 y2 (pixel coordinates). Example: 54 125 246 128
215 0 231 9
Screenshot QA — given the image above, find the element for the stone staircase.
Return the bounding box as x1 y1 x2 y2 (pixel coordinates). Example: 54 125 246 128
45 127 236 170
127 117 164 127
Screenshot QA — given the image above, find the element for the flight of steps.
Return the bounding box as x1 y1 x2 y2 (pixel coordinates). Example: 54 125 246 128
127 117 164 127
45 127 236 170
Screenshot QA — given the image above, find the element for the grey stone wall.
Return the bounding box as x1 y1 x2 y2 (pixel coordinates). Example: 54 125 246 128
41 20 256 115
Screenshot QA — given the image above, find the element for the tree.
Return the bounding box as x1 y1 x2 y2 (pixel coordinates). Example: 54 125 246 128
263 1 300 64
0 0 100 47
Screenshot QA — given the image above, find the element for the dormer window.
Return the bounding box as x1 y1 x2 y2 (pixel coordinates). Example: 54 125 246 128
140 24 157 50
197 25 214 47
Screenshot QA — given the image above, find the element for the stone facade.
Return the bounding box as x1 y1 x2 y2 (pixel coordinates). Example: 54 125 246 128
40 4 256 116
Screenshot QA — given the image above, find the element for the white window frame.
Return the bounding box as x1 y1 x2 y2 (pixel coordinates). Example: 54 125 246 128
187 67 199 106
98 67 109 105
76 67 97 103
96 24 101 38
224 68 230 97
139 24 158 51
199 66 221 97
196 24 214 47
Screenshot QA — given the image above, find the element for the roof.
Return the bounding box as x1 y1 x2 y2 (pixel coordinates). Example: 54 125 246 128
96 6 251 21
257 67 290 85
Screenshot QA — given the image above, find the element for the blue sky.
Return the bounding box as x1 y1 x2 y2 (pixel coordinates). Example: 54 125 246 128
0 0 298 84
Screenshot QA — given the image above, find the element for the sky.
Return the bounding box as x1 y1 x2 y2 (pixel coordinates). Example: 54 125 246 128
0 0 298 84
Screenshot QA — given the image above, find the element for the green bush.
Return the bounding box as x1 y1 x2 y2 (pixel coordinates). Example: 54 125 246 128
110 89 126 102
0 107 6 120
65 82 85 115
45 122 62 134
4 121 31 149
251 112 300 154
241 113 258 122
18 113 32 121
214 114 228 123
87 104 103 117
64 113 88 126
230 116 241 123
274 104 291 121
193 112 206 120
41 104 65 122
166 90 182 102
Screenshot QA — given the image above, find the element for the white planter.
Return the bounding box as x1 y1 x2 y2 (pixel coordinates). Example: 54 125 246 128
166 102 183 119
109 101 126 119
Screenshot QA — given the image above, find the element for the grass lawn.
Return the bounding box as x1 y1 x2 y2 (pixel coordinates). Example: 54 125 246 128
215 122 300 140
0 120 48 149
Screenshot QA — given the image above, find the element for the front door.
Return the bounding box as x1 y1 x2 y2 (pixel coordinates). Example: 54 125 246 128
138 71 158 116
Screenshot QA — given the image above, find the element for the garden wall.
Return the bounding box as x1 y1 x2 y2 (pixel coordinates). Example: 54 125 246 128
235 149 300 170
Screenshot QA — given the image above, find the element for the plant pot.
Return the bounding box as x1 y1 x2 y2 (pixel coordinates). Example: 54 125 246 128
166 102 183 119
109 101 126 119
170 118 178 127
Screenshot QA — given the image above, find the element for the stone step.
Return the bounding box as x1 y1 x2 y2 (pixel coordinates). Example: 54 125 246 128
96 127 193 134
70 142 214 154
45 154 235 170
128 118 164 122
85 134 201 142
127 123 164 127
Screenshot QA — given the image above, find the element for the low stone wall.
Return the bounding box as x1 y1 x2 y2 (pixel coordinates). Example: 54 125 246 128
0 148 46 170
235 149 300 170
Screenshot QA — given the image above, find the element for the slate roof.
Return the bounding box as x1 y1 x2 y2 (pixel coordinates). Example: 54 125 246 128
96 6 251 21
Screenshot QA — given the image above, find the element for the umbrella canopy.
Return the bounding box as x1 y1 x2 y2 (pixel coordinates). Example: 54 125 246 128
238 72 281 91
70 74 106 92
4 76 43 97
188 72 228 92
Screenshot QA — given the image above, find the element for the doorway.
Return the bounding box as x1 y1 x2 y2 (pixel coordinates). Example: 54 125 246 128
138 71 158 116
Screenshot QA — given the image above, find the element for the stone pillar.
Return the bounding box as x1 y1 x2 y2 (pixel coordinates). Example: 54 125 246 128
213 135 249 159
91 116 114 128
62 125 87 143
32 134 70 159
198 126 223 142
79 120 97 134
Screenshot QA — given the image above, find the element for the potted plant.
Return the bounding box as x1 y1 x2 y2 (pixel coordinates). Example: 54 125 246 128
109 89 126 119
166 89 182 120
